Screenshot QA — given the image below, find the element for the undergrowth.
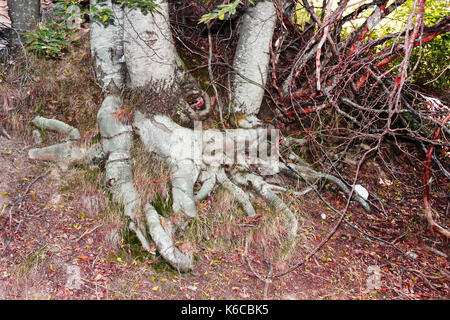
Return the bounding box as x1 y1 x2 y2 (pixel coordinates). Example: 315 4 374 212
1 27 101 142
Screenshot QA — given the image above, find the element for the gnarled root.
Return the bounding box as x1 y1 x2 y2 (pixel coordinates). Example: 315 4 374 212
233 172 298 240
281 162 371 212
216 168 256 217
31 116 81 141
143 203 194 272
133 111 201 219
194 168 217 201
28 116 102 170
29 110 368 273
100 96 194 271
28 111 372 272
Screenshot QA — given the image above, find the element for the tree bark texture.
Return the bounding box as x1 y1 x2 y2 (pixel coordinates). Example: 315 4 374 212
7 0 40 32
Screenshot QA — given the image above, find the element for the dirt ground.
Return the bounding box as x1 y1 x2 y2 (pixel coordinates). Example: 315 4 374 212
0 133 448 300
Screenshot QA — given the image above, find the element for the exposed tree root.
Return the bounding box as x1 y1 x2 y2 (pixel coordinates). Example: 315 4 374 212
233 172 298 240
28 116 103 170
216 168 256 217
28 111 373 271
280 162 371 212
26 1 373 272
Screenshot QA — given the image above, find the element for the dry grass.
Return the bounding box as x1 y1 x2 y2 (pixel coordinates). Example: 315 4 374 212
242 195 311 271
0 28 102 142
7 245 55 299
183 189 244 252
132 140 170 204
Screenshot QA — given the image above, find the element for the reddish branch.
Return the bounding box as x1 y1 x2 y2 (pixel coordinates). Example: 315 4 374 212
355 16 449 90
315 0 333 91
423 113 450 238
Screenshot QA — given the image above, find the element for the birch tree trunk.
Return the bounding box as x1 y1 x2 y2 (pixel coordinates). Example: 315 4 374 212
231 0 277 127
123 0 181 88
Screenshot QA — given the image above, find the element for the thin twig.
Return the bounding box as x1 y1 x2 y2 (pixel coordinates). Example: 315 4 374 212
72 223 104 243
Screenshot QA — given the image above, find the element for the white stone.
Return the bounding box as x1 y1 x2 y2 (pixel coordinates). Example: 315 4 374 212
354 184 369 200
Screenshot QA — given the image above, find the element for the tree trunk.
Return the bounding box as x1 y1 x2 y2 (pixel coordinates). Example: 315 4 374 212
231 0 277 126
7 0 40 32
90 0 124 93
123 0 181 88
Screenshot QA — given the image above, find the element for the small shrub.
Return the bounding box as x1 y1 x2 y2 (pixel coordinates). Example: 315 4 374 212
25 22 73 59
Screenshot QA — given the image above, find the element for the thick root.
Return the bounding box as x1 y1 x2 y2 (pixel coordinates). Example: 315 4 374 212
234 172 298 240
97 95 140 219
143 203 194 272
194 168 217 201
28 142 85 171
28 116 101 170
134 111 201 219
216 168 256 217
171 160 199 218
31 116 80 141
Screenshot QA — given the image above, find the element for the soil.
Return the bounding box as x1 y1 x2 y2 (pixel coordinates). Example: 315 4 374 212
0 134 448 300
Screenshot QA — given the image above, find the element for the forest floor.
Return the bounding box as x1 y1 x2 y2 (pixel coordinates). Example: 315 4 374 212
0 132 448 300
0 22 449 300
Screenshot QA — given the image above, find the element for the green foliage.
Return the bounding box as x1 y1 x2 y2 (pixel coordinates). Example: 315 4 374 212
294 0 323 30
25 22 73 59
118 0 160 15
411 33 449 89
55 0 115 27
151 192 173 218
28 0 133 58
54 0 82 10
335 0 449 89
54 0 160 28
89 5 115 27
410 0 450 89
55 0 81 11
199 0 255 24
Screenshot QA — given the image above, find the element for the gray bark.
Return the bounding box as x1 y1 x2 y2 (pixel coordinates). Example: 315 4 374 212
90 0 125 92
7 0 40 32
123 1 181 88
232 1 277 122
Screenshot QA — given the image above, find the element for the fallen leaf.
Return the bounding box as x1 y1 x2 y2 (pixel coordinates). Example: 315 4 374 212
94 274 105 281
